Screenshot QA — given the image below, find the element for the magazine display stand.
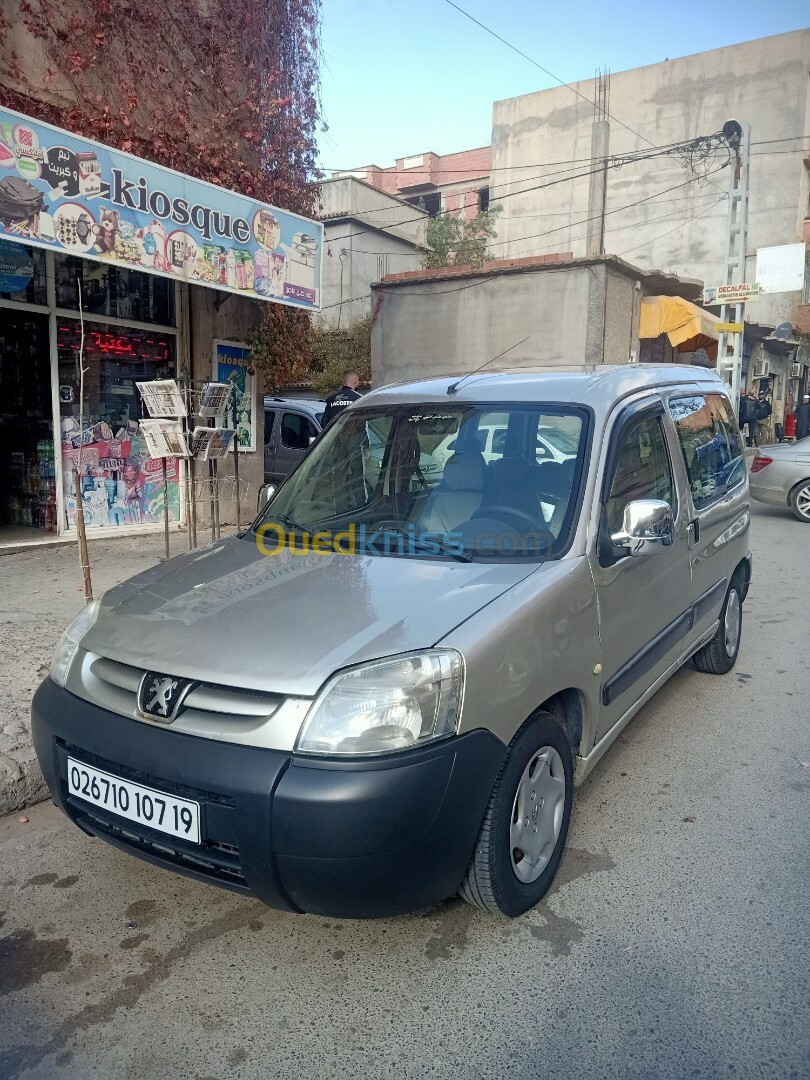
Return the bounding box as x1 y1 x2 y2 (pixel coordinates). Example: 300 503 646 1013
137 377 247 555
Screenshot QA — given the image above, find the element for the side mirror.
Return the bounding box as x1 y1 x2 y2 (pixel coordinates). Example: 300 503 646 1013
257 482 276 511
610 499 674 557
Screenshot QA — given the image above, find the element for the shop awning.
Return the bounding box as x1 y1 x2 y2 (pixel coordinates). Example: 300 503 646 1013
640 295 720 360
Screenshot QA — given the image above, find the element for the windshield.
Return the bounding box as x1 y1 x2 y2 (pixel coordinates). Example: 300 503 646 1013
254 403 589 559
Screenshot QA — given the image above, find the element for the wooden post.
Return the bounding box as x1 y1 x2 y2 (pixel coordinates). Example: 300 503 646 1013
73 470 93 603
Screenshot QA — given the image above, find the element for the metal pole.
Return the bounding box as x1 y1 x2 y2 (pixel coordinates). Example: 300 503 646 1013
232 384 241 530
161 456 170 561
715 123 751 413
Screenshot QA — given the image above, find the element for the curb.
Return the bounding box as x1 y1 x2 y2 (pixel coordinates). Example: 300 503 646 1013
0 747 48 817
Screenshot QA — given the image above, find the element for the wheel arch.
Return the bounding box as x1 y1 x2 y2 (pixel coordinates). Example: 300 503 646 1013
788 475 810 514
538 688 586 760
733 555 751 600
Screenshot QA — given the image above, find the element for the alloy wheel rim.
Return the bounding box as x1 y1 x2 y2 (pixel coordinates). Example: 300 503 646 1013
724 589 741 657
510 746 566 884
796 485 810 520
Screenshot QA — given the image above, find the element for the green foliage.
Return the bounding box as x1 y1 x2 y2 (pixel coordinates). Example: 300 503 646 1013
423 206 502 270
309 315 372 396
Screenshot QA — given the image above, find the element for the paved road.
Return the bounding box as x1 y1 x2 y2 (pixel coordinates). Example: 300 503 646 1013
1 502 808 1080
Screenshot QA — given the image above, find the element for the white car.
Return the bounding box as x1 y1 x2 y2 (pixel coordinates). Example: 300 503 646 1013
430 423 578 468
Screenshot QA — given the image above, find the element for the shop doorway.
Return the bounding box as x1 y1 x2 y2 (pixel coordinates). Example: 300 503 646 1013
0 310 57 544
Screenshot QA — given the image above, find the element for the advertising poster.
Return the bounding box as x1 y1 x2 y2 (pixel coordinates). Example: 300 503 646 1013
213 340 255 452
0 106 322 310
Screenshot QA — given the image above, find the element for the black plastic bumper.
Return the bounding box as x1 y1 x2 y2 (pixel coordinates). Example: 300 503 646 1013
31 679 505 918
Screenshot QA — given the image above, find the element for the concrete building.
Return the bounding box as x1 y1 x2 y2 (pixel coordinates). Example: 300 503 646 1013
371 254 713 387
316 177 427 327
333 146 491 220
489 29 810 427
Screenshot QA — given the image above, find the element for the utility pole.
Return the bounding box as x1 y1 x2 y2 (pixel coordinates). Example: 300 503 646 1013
715 120 751 410
586 69 610 258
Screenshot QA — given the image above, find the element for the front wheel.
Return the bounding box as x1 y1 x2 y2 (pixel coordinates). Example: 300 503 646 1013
691 579 742 675
789 480 810 523
460 710 573 917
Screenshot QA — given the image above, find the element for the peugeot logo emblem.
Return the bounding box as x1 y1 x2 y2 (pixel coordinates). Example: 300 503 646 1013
137 671 197 723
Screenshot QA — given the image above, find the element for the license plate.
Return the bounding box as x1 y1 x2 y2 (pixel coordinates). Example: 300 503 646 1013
67 758 200 844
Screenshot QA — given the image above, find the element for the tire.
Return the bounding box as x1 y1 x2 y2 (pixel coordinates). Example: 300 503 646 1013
691 578 742 675
460 710 573 917
789 480 810 523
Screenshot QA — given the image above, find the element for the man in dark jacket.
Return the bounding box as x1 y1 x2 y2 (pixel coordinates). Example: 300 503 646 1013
795 393 810 441
738 390 753 444
321 370 361 428
749 391 772 447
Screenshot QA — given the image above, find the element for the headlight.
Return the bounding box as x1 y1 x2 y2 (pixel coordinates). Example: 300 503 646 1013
50 599 100 688
296 649 464 756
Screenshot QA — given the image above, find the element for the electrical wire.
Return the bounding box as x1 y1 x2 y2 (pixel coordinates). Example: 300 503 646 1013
615 199 724 257
332 195 726 259
316 135 809 177
321 140 729 247
321 135 725 224
443 0 653 148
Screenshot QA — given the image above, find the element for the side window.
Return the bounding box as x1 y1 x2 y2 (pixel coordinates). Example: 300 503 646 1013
264 410 275 445
605 415 675 536
281 412 317 450
669 395 745 510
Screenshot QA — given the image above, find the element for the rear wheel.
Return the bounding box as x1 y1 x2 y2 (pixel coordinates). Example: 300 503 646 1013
789 480 810 523
691 579 742 675
460 710 573 916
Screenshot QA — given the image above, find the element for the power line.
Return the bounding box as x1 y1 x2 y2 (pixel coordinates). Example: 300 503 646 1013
443 0 654 149
486 166 727 251
442 0 735 200
333 195 725 259
317 134 809 178
321 137 711 226
322 140 728 246
615 199 723 257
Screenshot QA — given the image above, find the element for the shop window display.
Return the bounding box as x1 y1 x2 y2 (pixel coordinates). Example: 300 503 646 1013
0 311 56 532
0 243 48 305
57 321 181 529
55 255 175 325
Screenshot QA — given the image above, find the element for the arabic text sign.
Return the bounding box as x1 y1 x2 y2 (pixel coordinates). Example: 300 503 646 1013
0 107 322 310
715 322 744 333
702 283 760 305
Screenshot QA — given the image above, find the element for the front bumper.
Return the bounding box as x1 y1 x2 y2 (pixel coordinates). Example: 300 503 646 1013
31 679 504 918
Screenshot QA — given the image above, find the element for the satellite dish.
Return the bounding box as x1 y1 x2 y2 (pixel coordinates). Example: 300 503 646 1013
772 322 794 340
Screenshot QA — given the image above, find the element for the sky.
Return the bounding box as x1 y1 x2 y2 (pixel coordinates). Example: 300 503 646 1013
317 0 809 172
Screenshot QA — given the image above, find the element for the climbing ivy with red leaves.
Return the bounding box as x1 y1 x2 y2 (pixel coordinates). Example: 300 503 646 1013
0 0 322 385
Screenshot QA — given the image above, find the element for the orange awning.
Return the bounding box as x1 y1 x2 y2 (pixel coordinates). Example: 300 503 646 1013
640 295 720 360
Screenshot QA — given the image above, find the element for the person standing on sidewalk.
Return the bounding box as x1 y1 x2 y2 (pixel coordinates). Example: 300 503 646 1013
321 370 361 428
795 393 810 441
749 390 772 447
743 390 756 444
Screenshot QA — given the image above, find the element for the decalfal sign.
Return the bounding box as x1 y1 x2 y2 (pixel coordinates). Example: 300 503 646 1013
0 107 322 310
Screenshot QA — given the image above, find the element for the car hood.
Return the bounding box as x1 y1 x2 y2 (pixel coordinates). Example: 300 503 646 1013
83 536 542 696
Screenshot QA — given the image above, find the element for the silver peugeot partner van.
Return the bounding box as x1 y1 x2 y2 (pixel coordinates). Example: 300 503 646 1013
33 365 751 918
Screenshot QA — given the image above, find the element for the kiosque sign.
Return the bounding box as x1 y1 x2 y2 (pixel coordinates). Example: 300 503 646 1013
0 107 322 310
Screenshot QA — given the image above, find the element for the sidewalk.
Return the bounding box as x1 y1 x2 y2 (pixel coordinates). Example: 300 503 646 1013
0 535 175 814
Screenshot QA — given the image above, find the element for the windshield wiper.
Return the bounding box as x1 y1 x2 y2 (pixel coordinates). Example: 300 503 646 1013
371 526 474 563
274 513 312 534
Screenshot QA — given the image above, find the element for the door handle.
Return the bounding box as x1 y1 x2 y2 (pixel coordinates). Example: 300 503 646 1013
688 518 700 543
